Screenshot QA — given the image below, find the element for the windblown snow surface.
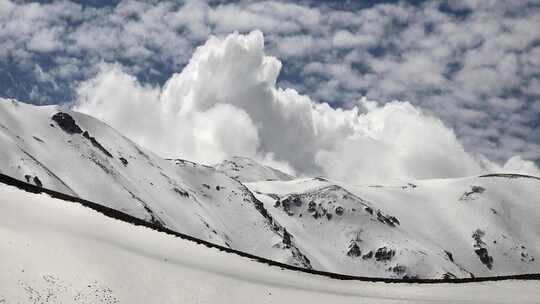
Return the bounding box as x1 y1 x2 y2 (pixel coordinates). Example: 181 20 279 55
1 181 539 304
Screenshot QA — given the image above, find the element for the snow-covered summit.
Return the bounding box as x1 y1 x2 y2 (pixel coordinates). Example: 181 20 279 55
1 99 540 280
215 156 294 182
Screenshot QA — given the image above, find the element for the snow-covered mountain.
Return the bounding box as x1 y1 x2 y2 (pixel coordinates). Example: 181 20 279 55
1 99 540 280
2 180 539 304
247 175 540 278
215 156 294 182
0 99 310 268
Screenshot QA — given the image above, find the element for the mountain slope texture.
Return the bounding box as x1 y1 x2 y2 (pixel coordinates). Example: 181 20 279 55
1 99 540 281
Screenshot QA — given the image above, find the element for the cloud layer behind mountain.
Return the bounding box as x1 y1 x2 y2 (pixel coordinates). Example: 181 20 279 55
75 31 540 182
1 0 539 181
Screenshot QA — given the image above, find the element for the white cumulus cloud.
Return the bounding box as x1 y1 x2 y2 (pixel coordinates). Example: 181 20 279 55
74 31 540 183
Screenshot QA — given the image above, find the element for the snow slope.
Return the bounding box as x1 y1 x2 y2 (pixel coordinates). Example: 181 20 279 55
1 99 540 280
0 99 309 268
215 156 294 182
247 175 540 279
1 181 539 304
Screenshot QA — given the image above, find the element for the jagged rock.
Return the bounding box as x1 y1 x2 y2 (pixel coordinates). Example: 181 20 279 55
307 201 316 212
33 176 42 187
443 272 457 279
82 131 113 158
119 157 128 166
389 264 407 276
375 247 395 262
326 213 332 220
347 241 362 257
282 229 292 246
364 206 373 215
51 112 83 134
362 251 373 260
444 250 454 262
472 229 486 247
475 248 493 269
24 174 31 183
173 187 189 198
460 185 486 201
335 206 344 216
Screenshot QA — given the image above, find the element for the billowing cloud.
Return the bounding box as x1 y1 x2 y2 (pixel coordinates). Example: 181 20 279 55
75 31 539 183
2 0 540 177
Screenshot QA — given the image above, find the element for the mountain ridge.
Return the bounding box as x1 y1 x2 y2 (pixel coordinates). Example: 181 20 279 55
1 99 540 279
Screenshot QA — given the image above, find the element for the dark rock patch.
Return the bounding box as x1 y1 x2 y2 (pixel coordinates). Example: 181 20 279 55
445 251 454 263
335 206 344 216
325 213 332 220
364 206 373 215
173 187 189 198
119 157 128 166
308 201 316 212
375 247 395 262
82 131 113 158
32 176 42 188
459 185 486 201
24 174 31 183
282 229 292 246
51 112 82 134
362 251 373 260
472 229 493 269
443 272 457 280
32 136 44 143
347 241 362 257
389 265 407 276
474 248 493 269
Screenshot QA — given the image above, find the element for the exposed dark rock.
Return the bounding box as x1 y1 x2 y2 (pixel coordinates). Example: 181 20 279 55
364 206 373 215
375 247 395 262
326 213 332 220
307 201 316 212
376 210 399 227
82 131 113 158
51 112 83 134
474 248 493 269
347 241 362 257
173 187 189 198
445 251 454 263
472 229 486 247
460 185 486 201
389 216 400 225
273 200 281 208
215 185 221 191
119 157 128 166
32 176 42 188
389 265 407 276
202 183 210 189
335 206 344 216
24 174 31 183
443 272 457 280
282 229 292 246
32 136 44 143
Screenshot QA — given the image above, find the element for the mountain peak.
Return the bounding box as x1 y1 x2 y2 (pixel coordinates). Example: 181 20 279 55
215 156 295 183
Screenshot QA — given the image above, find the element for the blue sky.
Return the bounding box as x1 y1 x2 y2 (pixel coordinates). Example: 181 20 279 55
1 0 539 170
